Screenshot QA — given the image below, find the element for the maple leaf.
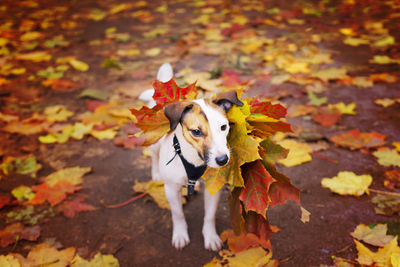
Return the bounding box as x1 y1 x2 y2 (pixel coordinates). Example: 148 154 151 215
221 229 270 253
248 99 287 119
330 129 386 150
30 181 82 206
383 169 400 190
373 148 400 167
239 160 276 218
312 107 341 127
57 195 97 218
244 211 274 249
133 180 186 210
0 223 40 247
355 237 400 267
71 252 120 267
152 78 197 105
321 171 372 196
259 139 288 165
0 196 12 210
43 166 91 187
1 155 42 178
277 139 312 167
351 224 395 247
262 161 300 207
26 243 76 266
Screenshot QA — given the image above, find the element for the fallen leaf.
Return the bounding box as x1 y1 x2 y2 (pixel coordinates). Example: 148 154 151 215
30 181 82 206
351 224 395 247
330 129 386 150
355 237 400 267
26 243 76 266
312 107 341 127
308 91 327 106
383 169 400 190
145 47 161 57
79 89 110 100
321 171 372 196
15 51 52 62
375 98 397 107
373 148 400 167
312 67 348 82
1 155 42 178
329 102 356 115
11 185 35 201
57 195 97 218
133 180 186 210
0 223 40 247
71 252 120 267
277 139 312 167
371 195 400 216
43 105 74 123
44 166 91 187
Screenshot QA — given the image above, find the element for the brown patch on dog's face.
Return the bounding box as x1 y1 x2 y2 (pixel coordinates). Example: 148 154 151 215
180 103 212 161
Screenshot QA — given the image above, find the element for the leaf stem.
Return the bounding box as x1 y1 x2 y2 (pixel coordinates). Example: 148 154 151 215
100 193 147 209
369 188 400 197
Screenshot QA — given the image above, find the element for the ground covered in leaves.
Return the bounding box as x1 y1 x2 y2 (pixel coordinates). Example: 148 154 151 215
1 0 400 266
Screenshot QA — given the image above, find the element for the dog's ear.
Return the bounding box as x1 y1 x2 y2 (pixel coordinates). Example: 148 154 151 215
164 102 193 131
213 91 244 112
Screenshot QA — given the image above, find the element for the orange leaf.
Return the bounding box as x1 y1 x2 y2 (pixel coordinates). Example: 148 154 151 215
30 181 82 206
312 107 341 127
239 160 276 218
249 99 287 119
57 195 97 218
330 129 386 150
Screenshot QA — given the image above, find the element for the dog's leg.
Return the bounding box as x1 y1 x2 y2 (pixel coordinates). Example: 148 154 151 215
150 143 161 181
202 188 222 251
164 182 190 249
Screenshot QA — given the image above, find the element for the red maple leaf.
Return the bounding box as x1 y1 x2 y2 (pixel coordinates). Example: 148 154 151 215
0 223 40 247
249 99 287 119
312 107 341 127
239 160 276 218
263 162 300 207
152 78 197 105
30 181 82 206
228 188 246 235
57 195 97 218
245 211 273 250
329 129 386 150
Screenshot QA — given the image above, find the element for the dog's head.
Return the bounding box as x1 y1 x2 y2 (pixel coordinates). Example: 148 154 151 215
164 91 243 168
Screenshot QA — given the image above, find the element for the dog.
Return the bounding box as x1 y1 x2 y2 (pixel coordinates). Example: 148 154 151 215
142 63 243 251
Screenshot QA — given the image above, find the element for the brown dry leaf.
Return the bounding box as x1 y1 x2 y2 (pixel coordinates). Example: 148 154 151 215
351 224 395 247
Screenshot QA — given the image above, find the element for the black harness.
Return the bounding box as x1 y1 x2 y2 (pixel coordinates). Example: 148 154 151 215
166 135 207 196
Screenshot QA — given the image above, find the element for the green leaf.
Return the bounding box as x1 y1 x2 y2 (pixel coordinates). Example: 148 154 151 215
79 89 110 100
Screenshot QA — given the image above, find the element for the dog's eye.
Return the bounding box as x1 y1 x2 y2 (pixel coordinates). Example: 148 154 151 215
221 124 227 131
191 129 203 137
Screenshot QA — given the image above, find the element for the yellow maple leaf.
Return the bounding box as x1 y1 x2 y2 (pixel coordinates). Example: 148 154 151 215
71 252 120 267
329 102 356 115
43 105 74 123
27 243 76 267
312 67 349 82
277 139 312 167
355 237 400 267
373 148 400 167
344 37 370 46
133 180 186 210
321 171 372 196
375 98 396 107
206 247 277 267
44 166 91 186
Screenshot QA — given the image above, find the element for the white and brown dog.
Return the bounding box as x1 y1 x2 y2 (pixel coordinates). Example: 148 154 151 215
141 63 243 251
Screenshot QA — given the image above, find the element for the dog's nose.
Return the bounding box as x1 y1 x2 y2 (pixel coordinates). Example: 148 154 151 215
215 155 229 166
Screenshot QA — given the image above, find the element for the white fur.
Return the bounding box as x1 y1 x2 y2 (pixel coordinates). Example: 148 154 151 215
149 64 228 251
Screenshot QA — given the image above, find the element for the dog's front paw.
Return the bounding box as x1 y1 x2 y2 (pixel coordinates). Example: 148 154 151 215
203 232 223 251
172 231 190 250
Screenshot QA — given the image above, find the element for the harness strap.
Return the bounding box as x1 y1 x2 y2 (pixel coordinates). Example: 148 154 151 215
166 135 207 196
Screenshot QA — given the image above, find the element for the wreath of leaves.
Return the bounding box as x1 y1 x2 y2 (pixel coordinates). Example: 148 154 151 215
131 78 302 251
